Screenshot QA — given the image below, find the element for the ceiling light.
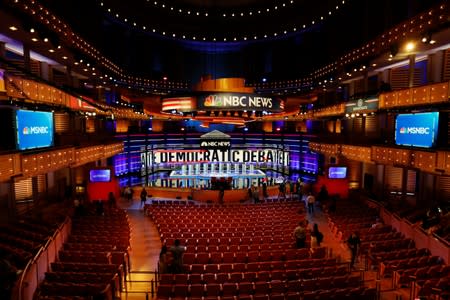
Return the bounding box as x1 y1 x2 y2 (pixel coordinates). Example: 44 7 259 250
31 38 38 42
48 49 54 53
62 56 68 60
429 39 436 44
405 41 415 52
74 62 79 65
9 26 18 31
30 28 35 33
43 38 48 42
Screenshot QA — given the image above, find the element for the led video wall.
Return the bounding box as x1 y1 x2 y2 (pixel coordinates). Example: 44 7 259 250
113 132 320 188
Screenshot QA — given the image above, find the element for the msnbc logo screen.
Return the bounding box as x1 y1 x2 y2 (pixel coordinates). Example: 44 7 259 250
16 110 54 150
395 112 439 148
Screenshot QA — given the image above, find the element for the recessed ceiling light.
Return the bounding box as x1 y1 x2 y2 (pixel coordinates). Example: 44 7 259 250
30 28 35 33
74 62 79 65
31 38 38 42
62 56 68 60
48 49 54 53
9 26 18 31
43 38 48 42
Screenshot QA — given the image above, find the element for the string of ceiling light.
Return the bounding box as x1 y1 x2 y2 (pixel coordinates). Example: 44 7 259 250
142 0 297 18
5 0 447 95
98 0 349 42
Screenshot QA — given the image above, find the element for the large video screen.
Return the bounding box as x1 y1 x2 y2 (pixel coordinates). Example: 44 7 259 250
395 112 439 148
328 167 347 179
16 110 54 150
89 169 111 182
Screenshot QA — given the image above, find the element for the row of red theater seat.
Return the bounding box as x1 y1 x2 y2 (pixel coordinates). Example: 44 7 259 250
395 263 450 287
44 271 120 297
181 258 336 274
360 238 415 254
37 282 112 300
71 229 131 239
0 225 48 243
158 222 301 231
35 296 90 300
181 248 326 264
157 286 377 300
161 265 349 285
157 275 363 299
380 255 442 277
181 244 306 254
367 247 429 268
414 275 450 299
58 250 112 264
0 231 42 251
34 209 130 300
0 243 33 268
162 238 300 249
69 234 130 246
162 229 296 239
331 225 393 241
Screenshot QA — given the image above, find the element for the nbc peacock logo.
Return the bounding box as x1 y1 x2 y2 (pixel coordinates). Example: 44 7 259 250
23 127 29 135
399 127 406 134
203 95 223 107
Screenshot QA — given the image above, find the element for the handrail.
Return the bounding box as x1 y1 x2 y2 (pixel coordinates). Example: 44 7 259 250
16 216 70 300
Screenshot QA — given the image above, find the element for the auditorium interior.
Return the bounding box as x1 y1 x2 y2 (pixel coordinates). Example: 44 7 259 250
0 0 450 299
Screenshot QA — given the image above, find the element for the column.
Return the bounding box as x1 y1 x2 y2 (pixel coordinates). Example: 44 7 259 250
23 44 31 72
408 54 416 88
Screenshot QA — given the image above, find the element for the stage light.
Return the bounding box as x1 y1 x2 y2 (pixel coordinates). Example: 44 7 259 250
262 78 267 82
244 127 248 132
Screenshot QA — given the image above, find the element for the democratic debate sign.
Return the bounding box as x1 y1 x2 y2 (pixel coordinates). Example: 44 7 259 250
345 98 379 113
395 112 439 148
141 149 290 169
16 110 54 150
198 93 283 111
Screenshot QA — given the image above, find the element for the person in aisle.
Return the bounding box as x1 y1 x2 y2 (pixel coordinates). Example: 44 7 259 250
170 239 186 274
124 186 133 202
140 187 148 209
307 192 316 214
347 231 361 269
293 221 307 248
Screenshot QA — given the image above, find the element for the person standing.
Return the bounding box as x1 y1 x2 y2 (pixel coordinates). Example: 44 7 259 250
262 180 268 200
307 192 315 214
277 179 286 201
159 245 169 274
311 223 324 247
293 221 307 248
347 231 361 269
140 187 147 208
218 186 225 204
289 180 295 200
125 186 133 202
252 184 259 203
170 239 186 274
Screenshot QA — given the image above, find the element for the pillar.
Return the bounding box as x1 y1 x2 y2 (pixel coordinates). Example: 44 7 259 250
408 54 416 88
23 44 31 72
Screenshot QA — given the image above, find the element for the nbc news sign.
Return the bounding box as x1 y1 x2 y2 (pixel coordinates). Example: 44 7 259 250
197 93 284 112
